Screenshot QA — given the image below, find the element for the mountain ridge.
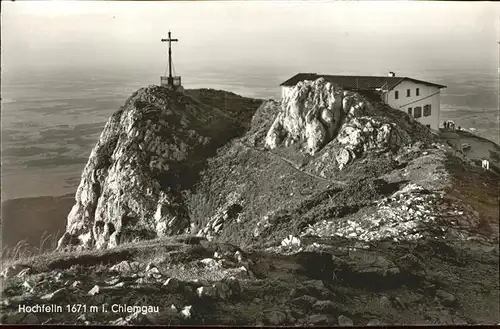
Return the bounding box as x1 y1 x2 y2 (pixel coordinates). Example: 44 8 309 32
1 80 498 325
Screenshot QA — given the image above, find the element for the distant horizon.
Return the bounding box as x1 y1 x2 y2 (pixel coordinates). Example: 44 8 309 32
2 1 499 75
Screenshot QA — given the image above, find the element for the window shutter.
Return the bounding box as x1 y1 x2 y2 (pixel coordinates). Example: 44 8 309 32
424 105 431 116
414 106 422 118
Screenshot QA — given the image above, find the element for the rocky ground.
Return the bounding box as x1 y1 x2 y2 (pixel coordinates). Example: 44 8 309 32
1 80 498 325
1 233 498 325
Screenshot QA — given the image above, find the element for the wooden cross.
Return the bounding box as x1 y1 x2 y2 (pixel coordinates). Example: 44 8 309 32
161 31 179 85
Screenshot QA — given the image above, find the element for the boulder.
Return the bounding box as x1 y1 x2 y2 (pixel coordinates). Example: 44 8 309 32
22 281 33 292
71 280 82 288
265 310 287 325
281 235 301 249
303 280 333 299
348 252 400 277
199 258 220 268
163 278 182 291
222 266 249 279
378 296 392 308
41 288 66 302
306 314 335 325
435 289 457 306
104 278 120 286
312 300 336 313
111 317 128 325
234 250 244 263
180 305 192 319
125 311 153 325
196 286 217 299
366 319 382 326
338 315 354 326
396 253 425 276
53 272 63 282
145 264 162 279
88 285 101 296
336 148 352 170
290 295 318 310
109 260 143 274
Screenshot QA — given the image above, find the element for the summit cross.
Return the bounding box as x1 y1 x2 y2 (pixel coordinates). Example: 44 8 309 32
161 31 179 86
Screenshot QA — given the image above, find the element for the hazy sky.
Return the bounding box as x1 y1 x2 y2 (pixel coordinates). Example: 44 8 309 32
2 1 499 78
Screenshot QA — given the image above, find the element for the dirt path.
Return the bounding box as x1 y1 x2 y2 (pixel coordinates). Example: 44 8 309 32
236 140 347 186
440 129 500 166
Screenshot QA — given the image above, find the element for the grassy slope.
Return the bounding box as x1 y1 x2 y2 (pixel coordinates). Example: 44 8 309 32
444 153 499 235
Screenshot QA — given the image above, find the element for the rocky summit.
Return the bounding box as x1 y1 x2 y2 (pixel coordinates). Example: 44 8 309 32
1 79 498 326
57 86 260 250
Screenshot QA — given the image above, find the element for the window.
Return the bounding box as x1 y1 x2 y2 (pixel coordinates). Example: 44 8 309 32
416 88 420 96
423 104 431 117
425 125 431 129
407 89 411 97
407 107 412 115
414 106 422 118
395 90 399 99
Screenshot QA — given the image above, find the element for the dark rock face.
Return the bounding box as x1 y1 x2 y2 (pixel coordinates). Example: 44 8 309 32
58 86 261 250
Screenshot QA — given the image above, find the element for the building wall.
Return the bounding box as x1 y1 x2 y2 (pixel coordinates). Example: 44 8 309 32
384 80 441 131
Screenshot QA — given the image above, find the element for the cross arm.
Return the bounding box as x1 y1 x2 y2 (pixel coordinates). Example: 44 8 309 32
161 38 179 42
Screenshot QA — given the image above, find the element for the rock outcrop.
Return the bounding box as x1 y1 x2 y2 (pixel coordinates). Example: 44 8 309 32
265 78 432 171
58 86 261 250
265 79 345 154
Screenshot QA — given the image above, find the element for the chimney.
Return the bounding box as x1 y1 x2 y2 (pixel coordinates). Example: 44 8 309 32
388 71 395 77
